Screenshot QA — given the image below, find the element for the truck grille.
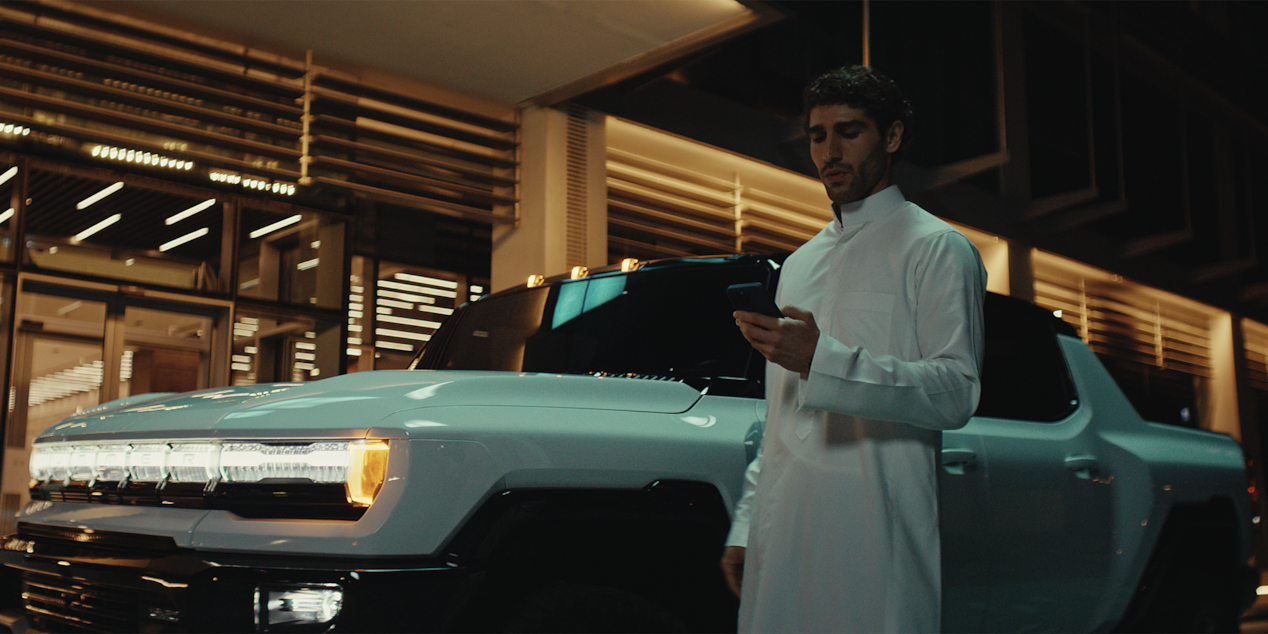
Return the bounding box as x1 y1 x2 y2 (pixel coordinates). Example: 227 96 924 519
22 570 139 633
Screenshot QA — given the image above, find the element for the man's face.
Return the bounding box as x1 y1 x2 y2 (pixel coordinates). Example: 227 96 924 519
807 103 903 205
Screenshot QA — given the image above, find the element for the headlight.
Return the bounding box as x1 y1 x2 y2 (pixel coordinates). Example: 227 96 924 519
255 584 343 632
30 439 391 508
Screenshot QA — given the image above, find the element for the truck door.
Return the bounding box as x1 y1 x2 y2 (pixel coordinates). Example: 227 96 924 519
940 427 992 633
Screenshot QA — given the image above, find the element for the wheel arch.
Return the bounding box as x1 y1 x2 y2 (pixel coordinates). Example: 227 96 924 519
441 479 739 632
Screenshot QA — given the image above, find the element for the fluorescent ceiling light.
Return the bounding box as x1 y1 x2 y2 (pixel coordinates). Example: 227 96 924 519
160 227 209 252
296 258 320 271
248 214 301 239
0 166 16 186
0 208 13 224
166 199 217 225
76 182 124 210
74 213 122 241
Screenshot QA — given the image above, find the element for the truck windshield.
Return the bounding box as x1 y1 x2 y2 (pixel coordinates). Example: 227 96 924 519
416 263 771 382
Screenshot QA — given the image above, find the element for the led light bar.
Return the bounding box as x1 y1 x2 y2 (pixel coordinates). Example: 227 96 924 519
159 227 209 252
92 145 192 171
210 171 296 196
76 182 124 210
73 213 122 241
30 439 390 506
249 214 302 239
166 199 217 225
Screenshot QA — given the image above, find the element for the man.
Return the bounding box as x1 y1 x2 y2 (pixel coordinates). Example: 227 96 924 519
720 65 986 633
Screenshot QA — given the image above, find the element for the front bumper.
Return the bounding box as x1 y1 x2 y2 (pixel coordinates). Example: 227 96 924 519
0 526 471 633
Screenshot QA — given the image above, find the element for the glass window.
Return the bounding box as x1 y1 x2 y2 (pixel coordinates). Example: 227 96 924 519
347 257 476 372
975 294 1078 423
23 166 224 291
0 156 17 262
423 263 768 382
374 262 464 370
346 256 373 373
238 204 344 309
230 308 340 385
120 306 213 398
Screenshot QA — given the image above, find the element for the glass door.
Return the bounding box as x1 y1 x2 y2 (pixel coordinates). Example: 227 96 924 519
2 278 227 534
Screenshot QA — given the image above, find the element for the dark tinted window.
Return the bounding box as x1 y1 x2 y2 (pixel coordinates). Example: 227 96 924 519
422 264 771 381
976 294 1079 422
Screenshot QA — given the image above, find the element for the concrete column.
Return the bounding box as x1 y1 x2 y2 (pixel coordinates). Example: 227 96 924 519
1207 313 1242 440
492 105 606 293
1008 243 1036 302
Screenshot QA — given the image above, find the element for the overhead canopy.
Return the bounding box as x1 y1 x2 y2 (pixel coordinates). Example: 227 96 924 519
85 0 778 106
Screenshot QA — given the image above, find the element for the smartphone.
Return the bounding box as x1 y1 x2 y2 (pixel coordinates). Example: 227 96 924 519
726 283 783 318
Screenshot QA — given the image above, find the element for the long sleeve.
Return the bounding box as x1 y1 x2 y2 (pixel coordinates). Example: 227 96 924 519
800 231 985 431
724 444 762 548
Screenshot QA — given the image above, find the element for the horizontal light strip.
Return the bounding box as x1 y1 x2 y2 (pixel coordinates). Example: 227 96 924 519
0 166 16 186
0 208 13 224
376 299 413 310
377 289 433 303
377 314 442 329
30 440 383 488
166 199 217 225
74 213 122 241
416 305 455 316
379 279 458 298
297 258 320 271
393 273 458 289
374 340 416 351
249 214 302 239
159 227 209 252
76 182 124 210
375 327 433 341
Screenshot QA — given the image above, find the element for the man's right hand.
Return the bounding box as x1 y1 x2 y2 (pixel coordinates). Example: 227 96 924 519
720 545 746 597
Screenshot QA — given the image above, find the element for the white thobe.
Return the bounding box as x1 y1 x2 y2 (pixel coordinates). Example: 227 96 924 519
726 185 986 633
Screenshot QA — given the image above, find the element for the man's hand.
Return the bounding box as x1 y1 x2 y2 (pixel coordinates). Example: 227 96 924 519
734 306 819 374
720 545 746 597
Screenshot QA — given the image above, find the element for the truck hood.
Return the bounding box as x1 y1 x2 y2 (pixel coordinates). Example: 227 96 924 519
36 370 705 442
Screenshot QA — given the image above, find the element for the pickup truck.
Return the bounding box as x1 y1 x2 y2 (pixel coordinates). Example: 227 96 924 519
2 253 1256 633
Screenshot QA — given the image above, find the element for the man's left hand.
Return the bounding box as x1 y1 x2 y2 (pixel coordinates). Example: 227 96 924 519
734 306 819 374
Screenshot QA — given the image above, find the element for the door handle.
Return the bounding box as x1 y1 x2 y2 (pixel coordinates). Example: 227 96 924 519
1065 454 1100 480
941 448 978 475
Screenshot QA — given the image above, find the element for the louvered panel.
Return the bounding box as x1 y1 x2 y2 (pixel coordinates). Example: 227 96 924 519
606 215 734 253
607 198 734 240
606 178 734 223
607 147 736 194
739 231 805 254
1242 320 1268 392
1035 264 1214 379
565 106 589 269
0 2 518 222
605 116 838 263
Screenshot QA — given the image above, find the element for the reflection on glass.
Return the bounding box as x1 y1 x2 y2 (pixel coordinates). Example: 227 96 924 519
20 293 107 339
27 339 105 411
232 311 339 385
121 306 211 398
238 207 344 309
0 162 15 262
346 257 373 373
23 170 223 291
372 263 465 370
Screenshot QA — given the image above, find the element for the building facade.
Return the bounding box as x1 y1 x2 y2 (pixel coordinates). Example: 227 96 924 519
0 0 1265 556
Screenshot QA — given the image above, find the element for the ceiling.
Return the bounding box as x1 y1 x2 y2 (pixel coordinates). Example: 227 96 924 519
86 0 772 106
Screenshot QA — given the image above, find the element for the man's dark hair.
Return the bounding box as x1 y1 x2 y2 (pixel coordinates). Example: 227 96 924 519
802 65 914 158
